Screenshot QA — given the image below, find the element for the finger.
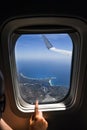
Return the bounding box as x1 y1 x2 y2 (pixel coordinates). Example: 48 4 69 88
35 100 43 118
30 100 39 121
35 100 39 115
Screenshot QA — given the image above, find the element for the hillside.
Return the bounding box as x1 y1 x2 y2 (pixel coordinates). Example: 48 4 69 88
18 73 69 104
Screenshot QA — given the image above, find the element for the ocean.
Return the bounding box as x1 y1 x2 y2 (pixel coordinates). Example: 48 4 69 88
16 58 71 88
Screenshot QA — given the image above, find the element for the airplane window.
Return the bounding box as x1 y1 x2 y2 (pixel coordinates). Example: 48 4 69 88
15 33 73 104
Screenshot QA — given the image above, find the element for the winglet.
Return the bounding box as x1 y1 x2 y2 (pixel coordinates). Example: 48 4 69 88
42 34 53 49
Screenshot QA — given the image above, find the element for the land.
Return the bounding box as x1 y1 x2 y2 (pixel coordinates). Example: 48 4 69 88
18 73 69 104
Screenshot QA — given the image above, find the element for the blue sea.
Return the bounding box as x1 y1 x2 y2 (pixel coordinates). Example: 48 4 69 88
16 59 71 88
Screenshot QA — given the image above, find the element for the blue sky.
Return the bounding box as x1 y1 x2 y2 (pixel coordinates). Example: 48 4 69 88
15 34 73 61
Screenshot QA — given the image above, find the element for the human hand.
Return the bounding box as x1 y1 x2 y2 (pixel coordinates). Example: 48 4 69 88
29 100 48 130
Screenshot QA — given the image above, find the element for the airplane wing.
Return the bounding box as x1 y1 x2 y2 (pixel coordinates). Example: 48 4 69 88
42 34 72 56
42 34 53 49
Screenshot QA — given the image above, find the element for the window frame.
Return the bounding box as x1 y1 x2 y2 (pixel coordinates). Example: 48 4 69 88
1 16 87 115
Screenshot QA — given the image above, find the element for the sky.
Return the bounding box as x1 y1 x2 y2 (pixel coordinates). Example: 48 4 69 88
15 34 73 61
15 33 73 87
